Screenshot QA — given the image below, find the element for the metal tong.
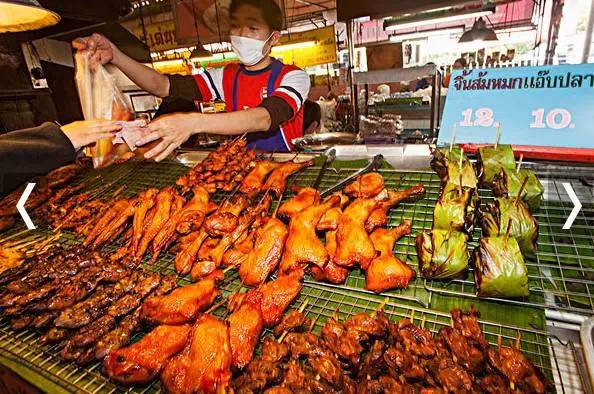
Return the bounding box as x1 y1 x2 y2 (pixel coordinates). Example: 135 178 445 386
320 153 384 198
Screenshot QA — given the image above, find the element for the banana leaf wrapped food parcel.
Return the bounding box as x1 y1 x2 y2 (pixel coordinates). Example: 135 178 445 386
431 146 478 188
481 197 538 257
416 229 469 279
492 168 544 211
477 144 515 186
433 183 479 235
472 236 529 298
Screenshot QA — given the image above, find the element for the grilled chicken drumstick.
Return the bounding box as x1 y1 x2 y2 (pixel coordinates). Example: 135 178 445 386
334 197 380 269
103 324 192 385
279 195 340 274
240 161 282 198
365 185 426 232
343 172 385 198
262 159 315 197
365 221 414 292
277 187 320 219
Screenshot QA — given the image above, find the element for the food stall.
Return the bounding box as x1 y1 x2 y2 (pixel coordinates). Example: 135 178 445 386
0 0 593 393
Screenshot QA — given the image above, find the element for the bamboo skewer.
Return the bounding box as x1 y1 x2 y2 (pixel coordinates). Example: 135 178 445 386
371 297 389 318
278 299 309 343
514 176 529 207
503 219 513 248
516 154 524 173
0 229 31 245
495 123 501 149
450 124 457 152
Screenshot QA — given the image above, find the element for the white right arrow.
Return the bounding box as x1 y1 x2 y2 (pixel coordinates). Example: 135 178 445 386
17 183 36 230
562 182 581 230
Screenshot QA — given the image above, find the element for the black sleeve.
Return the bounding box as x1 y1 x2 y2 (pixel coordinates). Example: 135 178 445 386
258 96 295 132
168 74 202 101
0 122 76 196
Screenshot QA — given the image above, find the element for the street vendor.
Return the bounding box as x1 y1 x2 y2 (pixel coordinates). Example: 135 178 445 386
73 0 310 159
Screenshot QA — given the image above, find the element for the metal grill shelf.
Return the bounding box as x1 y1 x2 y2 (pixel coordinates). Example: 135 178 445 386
0 158 592 393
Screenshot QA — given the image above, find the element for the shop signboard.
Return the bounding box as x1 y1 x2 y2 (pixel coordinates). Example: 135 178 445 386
439 64 594 152
272 26 337 68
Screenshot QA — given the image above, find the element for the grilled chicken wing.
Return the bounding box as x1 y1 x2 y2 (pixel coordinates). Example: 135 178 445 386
334 198 380 269
174 229 209 275
203 195 249 237
103 324 191 385
277 187 320 219
344 172 385 198
222 231 254 269
262 159 315 197
140 277 219 325
259 270 303 327
228 295 264 369
279 195 340 274
240 161 282 197
160 314 232 394
365 221 414 292
239 217 288 286
365 185 425 232
135 187 176 261
206 196 272 267
152 186 209 258
131 188 158 256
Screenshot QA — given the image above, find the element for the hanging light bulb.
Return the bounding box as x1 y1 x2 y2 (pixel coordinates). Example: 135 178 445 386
458 17 499 44
190 44 213 61
0 0 60 33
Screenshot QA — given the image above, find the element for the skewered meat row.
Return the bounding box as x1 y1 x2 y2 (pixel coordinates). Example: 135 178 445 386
176 137 256 194
234 308 552 394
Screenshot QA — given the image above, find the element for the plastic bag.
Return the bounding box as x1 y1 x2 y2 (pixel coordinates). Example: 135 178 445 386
75 51 135 168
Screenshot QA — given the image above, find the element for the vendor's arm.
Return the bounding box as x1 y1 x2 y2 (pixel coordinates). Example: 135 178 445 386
73 33 171 98
0 120 120 194
138 69 311 161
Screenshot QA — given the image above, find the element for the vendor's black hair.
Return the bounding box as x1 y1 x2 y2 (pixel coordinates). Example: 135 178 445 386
229 0 284 32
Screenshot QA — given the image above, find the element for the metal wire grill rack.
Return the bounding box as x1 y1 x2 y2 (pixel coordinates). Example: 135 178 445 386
0 158 591 393
0 277 585 393
313 165 594 317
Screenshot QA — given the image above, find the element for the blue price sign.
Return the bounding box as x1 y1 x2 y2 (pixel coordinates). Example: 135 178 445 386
439 64 594 149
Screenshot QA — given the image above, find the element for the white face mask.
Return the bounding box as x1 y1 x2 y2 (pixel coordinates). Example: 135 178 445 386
230 34 272 66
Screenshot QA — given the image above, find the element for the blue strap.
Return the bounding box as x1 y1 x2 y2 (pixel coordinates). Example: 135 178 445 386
231 67 241 112
267 60 283 97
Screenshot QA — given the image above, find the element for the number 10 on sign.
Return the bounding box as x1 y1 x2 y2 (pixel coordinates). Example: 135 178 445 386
460 107 574 130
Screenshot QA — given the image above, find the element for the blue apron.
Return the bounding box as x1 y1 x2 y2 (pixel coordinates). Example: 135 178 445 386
232 60 289 152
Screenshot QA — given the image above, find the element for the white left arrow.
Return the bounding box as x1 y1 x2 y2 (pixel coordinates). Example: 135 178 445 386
562 182 581 230
17 183 36 230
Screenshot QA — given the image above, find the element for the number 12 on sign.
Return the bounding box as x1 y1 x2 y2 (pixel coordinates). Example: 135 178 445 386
460 108 498 128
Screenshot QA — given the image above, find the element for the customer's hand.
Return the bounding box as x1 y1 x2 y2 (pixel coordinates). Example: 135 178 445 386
136 113 198 162
61 120 122 150
72 33 120 68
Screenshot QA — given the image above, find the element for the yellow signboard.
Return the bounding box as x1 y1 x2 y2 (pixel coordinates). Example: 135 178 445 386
272 25 337 68
130 20 179 52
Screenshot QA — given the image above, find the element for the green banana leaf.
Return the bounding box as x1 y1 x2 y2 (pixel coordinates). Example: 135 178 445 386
492 168 544 211
473 236 529 298
477 144 515 186
417 229 469 279
481 197 538 258
431 146 478 188
433 182 479 235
